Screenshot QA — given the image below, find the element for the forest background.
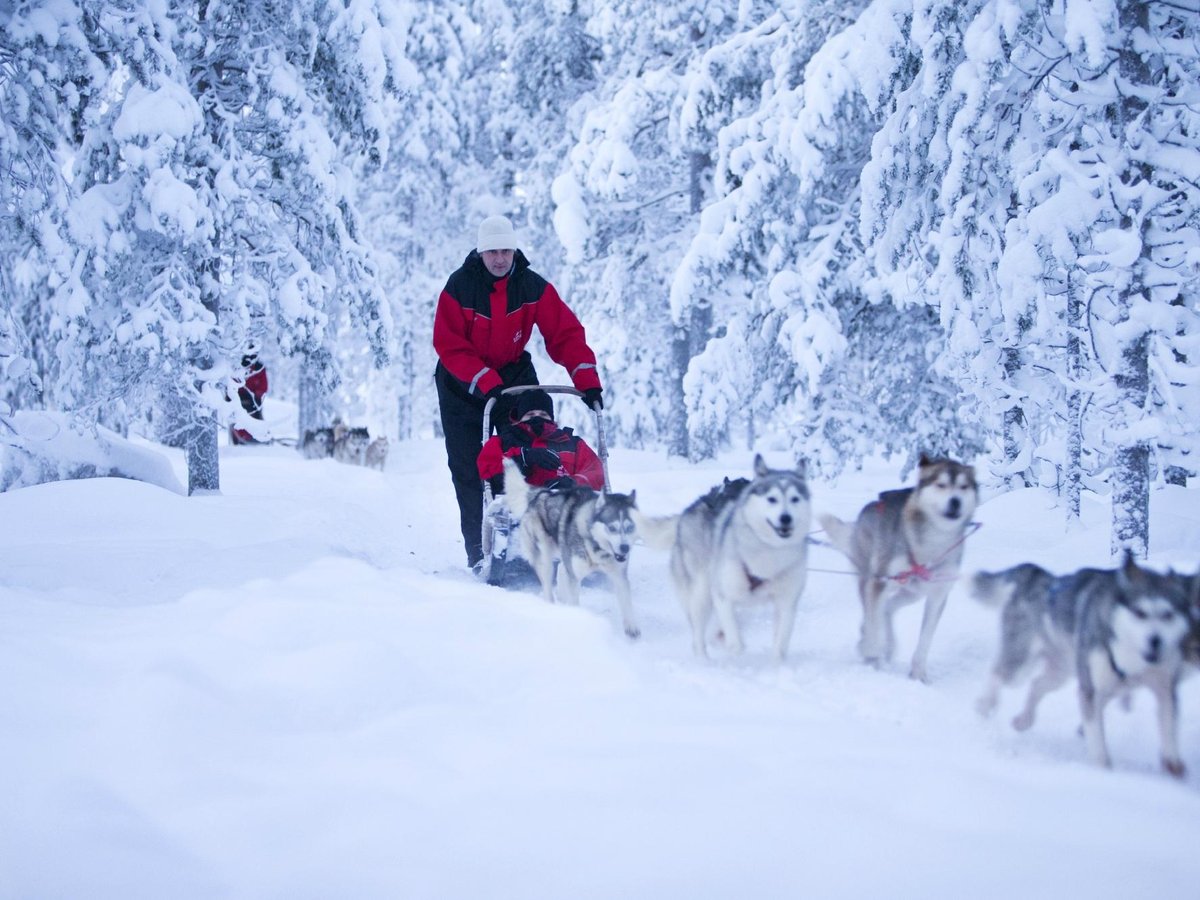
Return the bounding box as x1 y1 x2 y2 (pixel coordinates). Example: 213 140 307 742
2 0 1199 554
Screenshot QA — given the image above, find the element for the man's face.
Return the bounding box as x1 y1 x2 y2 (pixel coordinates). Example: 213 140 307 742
481 248 514 277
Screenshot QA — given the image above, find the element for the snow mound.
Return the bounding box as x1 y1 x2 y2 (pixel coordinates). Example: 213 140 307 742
0 410 184 494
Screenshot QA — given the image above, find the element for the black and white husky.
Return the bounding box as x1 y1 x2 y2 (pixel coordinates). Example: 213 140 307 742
637 455 811 662
972 552 1195 777
502 457 641 639
819 454 978 683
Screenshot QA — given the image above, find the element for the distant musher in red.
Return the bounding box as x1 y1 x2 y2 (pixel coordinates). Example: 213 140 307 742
433 214 604 570
231 347 268 445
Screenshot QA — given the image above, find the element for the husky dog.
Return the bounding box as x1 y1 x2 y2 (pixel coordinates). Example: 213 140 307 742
637 455 811 661
818 454 978 682
364 436 389 471
301 427 334 459
502 457 641 639
1174 569 1200 668
972 552 1194 777
333 426 371 465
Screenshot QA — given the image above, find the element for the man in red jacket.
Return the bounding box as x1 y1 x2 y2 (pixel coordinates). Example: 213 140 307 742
434 215 604 569
477 389 604 495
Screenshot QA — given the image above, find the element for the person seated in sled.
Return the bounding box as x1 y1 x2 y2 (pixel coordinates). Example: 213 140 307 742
476 388 604 496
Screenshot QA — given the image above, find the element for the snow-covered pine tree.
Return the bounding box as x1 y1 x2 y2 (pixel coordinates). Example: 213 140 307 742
551 0 751 455
668 4 809 461
5 1 405 492
36 3 226 492
1062 0 1200 555
362 0 477 439
178 0 400 446
0 3 104 420
858 0 1199 551
666 0 953 471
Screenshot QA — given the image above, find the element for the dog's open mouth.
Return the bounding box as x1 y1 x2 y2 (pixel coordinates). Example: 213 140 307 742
1144 641 1163 665
771 521 794 538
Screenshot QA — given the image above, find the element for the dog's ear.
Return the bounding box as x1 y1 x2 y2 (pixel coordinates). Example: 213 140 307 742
794 457 807 478
628 489 637 507
753 454 770 477
1116 547 1141 589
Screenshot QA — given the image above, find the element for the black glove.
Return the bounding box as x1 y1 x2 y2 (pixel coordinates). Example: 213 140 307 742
483 384 504 403
518 447 561 474
544 476 576 490
582 387 603 411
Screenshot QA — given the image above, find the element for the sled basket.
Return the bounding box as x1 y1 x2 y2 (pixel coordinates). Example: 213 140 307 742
475 384 610 585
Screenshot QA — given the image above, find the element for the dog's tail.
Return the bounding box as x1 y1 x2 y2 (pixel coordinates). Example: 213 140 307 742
631 509 679 550
501 457 531 519
817 513 853 556
969 569 1010 608
969 564 1050 609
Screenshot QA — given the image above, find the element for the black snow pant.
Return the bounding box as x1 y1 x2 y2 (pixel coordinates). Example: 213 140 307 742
435 354 538 566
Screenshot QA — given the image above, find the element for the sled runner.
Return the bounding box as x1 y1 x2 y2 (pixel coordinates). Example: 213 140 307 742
477 384 611 586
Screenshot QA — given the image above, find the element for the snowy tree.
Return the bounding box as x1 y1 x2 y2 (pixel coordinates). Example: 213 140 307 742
859 0 1200 551
665 0 930 467
2 1 406 493
556 1 793 458
361 0 477 440
0 2 103 418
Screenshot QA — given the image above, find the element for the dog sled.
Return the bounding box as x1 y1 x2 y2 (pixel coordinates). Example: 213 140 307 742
477 384 611 586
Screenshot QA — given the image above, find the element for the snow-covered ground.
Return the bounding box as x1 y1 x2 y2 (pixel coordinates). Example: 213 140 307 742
2 417 1200 899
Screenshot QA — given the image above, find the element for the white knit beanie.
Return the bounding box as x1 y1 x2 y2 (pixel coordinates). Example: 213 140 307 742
476 215 518 252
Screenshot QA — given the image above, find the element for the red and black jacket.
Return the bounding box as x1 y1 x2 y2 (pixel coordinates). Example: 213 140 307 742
433 250 602 399
477 419 605 490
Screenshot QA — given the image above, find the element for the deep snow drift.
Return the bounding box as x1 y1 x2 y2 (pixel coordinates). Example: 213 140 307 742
2 424 1199 899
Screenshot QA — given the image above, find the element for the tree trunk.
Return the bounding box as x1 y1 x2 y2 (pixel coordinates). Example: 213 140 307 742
1000 346 1029 488
395 341 414 441
1111 332 1150 558
186 411 219 495
298 348 335 441
1065 275 1084 522
686 302 715 462
187 252 222 494
1109 3 1152 559
666 150 715 460
667 324 689 458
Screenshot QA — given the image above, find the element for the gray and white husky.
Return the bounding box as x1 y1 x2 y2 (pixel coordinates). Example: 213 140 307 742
818 454 978 683
972 552 1195 777
636 455 811 661
502 457 641 639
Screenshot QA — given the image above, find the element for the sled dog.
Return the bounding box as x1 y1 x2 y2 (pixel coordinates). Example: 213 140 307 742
333 425 371 465
502 457 641 639
818 454 978 682
364 436 389 471
301 427 334 459
1176 569 1200 668
972 552 1194 777
636 455 811 661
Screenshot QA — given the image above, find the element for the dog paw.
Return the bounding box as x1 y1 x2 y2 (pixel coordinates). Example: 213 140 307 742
975 695 998 718
624 625 641 640
908 665 929 684
1164 757 1187 779
1012 712 1034 732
